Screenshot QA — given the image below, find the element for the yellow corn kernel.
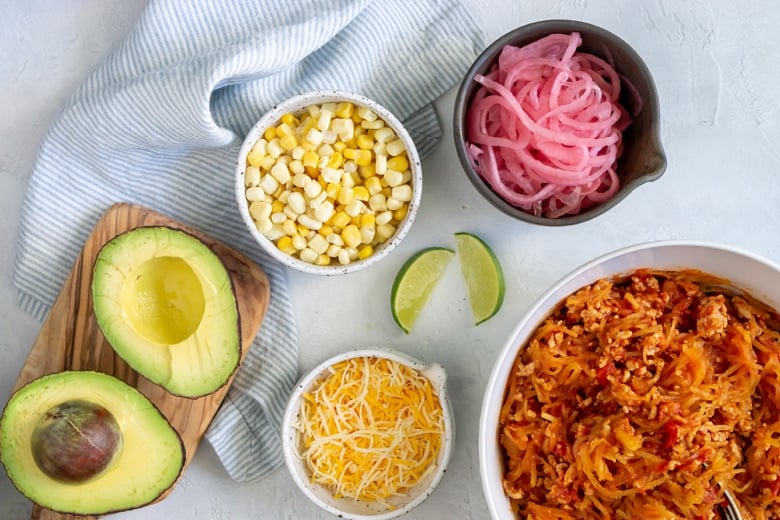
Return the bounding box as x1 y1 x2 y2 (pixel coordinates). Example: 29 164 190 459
353 185 369 201
296 223 310 237
315 254 331 266
335 102 354 118
276 122 293 137
357 245 374 260
325 182 340 199
341 224 361 248
393 205 408 222
271 200 285 213
360 213 375 229
279 134 298 151
280 113 298 126
387 155 409 172
263 127 277 140
356 134 374 150
351 111 363 123
359 163 376 179
343 148 357 160
327 152 343 169
277 236 296 256
302 151 319 168
330 211 351 229
337 186 355 205
319 224 333 237
350 215 362 226
333 141 347 152
353 149 372 166
364 176 382 195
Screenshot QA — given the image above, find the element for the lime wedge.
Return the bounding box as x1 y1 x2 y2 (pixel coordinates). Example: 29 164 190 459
454 232 505 325
391 247 455 333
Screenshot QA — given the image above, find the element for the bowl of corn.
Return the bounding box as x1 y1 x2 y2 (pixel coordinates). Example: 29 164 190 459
236 90 422 274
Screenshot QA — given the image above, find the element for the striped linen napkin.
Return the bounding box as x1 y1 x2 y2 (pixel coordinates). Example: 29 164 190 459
13 0 484 481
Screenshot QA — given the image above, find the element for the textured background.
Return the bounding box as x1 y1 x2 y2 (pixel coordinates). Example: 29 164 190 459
2 1 779 519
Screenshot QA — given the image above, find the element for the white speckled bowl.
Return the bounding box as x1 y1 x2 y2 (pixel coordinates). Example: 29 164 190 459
479 240 780 518
282 348 453 519
235 90 422 275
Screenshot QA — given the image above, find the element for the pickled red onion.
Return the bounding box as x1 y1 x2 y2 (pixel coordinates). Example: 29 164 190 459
466 32 632 218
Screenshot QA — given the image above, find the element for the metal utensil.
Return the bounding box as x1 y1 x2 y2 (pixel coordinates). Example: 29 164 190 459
719 490 743 520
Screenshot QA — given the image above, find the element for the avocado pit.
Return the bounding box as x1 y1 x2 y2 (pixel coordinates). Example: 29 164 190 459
31 399 122 483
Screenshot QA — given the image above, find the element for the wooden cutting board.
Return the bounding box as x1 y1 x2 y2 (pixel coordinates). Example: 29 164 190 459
11 203 270 520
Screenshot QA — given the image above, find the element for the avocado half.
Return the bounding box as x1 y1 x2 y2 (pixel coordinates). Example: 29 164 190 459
0 371 184 515
91 226 241 398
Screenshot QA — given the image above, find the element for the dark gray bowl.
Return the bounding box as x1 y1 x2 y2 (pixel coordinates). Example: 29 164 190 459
453 19 666 226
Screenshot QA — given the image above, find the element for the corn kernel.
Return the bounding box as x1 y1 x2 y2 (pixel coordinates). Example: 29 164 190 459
317 110 332 131
335 102 354 118
320 167 341 184
315 254 331 266
387 155 409 172
271 200 285 213
356 134 374 150
270 212 286 224
327 233 344 246
255 218 272 234
353 186 369 201
374 127 395 143
287 191 306 214
330 211 351 229
327 152 343 168
326 244 342 257
345 199 365 218
361 119 384 130
259 174 279 194
266 224 285 241
357 245 374 260
375 153 387 175
249 200 272 220
304 179 323 199
341 170 356 188
387 139 406 156
357 106 377 121
277 236 296 256
276 122 293 137
377 223 396 240
267 138 283 158
338 249 350 265
270 162 291 184
393 205 408 222
298 213 322 231
296 223 311 237
282 218 298 236
263 127 277 140
337 187 354 205
279 133 298 151
289 160 304 175
319 224 333 237
280 113 298 126
325 182 340 199
376 210 393 225
245 166 261 187
246 140 267 167
360 213 375 228
368 193 387 212
353 149 372 166
292 234 307 250
364 176 383 195
300 248 318 264
387 197 404 211
322 129 337 144
391 184 413 202
360 226 375 244
314 201 335 223
383 169 404 187
309 191 327 208
308 234 329 255
333 141 347 153
359 163 376 179
301 150 319 168
342 224 361 248
260 155 276 170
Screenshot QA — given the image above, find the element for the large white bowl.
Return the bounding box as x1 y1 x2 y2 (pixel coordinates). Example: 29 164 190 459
478 240 780 519
282 348 454 519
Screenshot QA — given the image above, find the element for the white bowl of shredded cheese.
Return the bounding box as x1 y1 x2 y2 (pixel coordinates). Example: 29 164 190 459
236 90 422 275
282 348 453 519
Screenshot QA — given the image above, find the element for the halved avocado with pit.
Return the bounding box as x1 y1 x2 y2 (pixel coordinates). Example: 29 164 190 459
91 226 241 398
0 371 184 515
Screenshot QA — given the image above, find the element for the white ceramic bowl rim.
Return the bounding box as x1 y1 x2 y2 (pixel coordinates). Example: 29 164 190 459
235 90 423 275
478 239 780 519
282 347 454 520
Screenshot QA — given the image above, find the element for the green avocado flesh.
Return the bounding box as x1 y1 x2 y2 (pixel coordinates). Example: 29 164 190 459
0 371 184 515
91 226 241 397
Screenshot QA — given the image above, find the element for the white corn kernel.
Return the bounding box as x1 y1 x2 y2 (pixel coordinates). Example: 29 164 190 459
376 210 393 225
343 160 358 174
266 224 286 241
356 106 377 121
374 127 395 143
298 213 322 230
300 248 318 264
303 179 322 198
278 190 291 203
391 184 413 202
361 119 384 130
259 173 279 194
308 234 329 255
250 201 272 221
289 160 304 175
292 172 311 188
345 247 359 261
282 219 297 236
270 162 291 184
270 212 287 224
360 226 375 244
375 153 387 175
341 170 355 188
322 129 337 144
368 193 387 212
292 234 307 250
255 217 273 235
377 223 396 241
338 249 350 265
326 244 342 257
260 155 276 170
345 199 365 217
383 169 404 187
267 138 284 158
326 233 344 246
245 186 266 202
314 201 335 222
283 205 299 221
287 191 306 214
291 146 305 160
309 191 327 209
245 166 261 187
386 197 404 211
319 143 335 157
317 110 332 132
386 139 406 156
306 128 324 146
321 167 341 184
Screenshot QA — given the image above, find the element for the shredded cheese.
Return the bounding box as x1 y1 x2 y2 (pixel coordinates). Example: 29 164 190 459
295 356 444 506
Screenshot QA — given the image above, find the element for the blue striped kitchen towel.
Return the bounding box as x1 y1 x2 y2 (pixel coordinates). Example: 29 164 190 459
13 0 485 481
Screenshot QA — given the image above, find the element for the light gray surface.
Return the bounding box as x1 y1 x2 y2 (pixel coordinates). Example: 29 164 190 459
2 1 779 519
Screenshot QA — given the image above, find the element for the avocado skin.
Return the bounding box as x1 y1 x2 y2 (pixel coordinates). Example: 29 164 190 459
0 371 185 515
91 226 241 398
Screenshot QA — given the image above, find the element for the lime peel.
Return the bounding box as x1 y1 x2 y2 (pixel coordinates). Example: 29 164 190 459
390 247 455 333
454 232 505 325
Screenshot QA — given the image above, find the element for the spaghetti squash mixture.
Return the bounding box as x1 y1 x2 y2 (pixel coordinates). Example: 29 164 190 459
499 271 780 519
